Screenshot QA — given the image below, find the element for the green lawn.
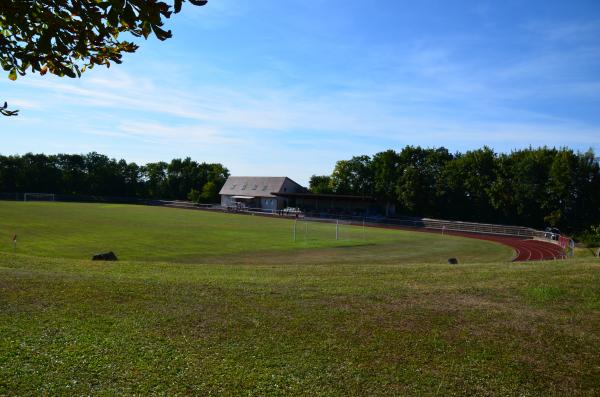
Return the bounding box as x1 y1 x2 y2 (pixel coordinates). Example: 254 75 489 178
1 201 598 395
0 201 513 264
1 254 599 396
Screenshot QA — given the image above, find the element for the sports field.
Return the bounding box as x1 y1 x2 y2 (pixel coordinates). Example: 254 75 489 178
0 202 513 264
1 201 599 396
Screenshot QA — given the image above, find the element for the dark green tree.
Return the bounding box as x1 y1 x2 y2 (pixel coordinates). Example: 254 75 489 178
395 146 451 216
56 154 87 195
371 150 400 215
0 155 21 192
17 153 62 193
330 155 373 196
440 147 496 222
142 161 168 198
308 175 333 194
493 148 556 228
199 181 220 203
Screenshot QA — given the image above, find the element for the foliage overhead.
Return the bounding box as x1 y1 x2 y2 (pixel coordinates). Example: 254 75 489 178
1 0 207 116
0 0 207 80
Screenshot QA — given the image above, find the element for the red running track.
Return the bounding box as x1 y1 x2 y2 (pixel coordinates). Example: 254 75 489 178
444 232 566 261
365 223 566 262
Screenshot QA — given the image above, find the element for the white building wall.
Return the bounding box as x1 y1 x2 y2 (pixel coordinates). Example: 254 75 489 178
260 197 278 211
221 195 235 207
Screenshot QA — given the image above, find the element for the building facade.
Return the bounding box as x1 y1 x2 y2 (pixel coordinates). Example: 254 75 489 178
219 176 305 211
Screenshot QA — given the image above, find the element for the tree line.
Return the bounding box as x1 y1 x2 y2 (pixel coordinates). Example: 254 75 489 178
0 152 229 203
310 146 600 233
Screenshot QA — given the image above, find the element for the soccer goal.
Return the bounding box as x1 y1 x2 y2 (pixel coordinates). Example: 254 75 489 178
24 193 56 202
292 218 368 243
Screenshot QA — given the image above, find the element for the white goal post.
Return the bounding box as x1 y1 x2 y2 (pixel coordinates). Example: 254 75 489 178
24 193 56 202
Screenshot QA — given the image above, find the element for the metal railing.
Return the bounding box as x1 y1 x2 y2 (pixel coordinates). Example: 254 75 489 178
300 212 559 241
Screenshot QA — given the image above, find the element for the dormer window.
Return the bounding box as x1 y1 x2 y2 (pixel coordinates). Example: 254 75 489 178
230 184 236 190
252 185 258 190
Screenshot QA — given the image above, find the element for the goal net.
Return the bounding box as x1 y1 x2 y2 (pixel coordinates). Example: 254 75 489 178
292 218 368 243
24 193 56 202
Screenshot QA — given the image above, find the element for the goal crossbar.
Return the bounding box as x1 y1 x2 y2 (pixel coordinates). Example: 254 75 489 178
24 193 56 202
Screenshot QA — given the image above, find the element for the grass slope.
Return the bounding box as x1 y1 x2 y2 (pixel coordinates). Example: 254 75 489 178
1 254 599 396
0 202 512 264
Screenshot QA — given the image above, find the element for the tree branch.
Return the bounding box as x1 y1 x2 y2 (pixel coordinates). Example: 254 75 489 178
1 101 19 116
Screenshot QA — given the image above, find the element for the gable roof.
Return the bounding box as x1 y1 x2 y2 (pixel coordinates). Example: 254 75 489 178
219 176 304 198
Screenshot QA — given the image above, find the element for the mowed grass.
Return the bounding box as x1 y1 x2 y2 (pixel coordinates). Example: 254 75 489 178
0 202 513 264
1 254 599 396
2 201 597 395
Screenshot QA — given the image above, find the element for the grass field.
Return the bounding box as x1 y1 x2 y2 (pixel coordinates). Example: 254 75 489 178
1 254 600 396
0 202 513 264
1 202 599 396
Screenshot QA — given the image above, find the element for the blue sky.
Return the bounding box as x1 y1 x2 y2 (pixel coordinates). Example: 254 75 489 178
2 0 600 185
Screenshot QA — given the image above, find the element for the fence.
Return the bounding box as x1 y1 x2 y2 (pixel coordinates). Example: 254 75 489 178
0 192 146 204
301 213 534 236
300 212 572 246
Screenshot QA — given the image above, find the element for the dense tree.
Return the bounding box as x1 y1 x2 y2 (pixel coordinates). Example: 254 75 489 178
320 146 600 233
198 181 220 203
395 147 452 216
204 163 229 191
56 153 86 194
371 150 400 215
488 148 556 228
308 175 333 194
573 150 600 230
440 147 496 222
2 147 599 233
329 155 373 196
1 0 208 115
0 152 228 201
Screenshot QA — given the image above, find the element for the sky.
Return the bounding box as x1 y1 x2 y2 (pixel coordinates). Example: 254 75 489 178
2 0 600 185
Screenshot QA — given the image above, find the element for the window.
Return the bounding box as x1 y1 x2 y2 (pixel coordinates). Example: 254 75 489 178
262 185 268 191
230 184 236 190
252 185 258 190
241 184 247 190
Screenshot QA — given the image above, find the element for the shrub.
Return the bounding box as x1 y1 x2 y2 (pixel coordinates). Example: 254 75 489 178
579 225 600 247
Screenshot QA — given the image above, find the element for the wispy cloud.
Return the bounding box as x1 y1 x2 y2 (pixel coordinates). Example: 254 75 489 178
2 1 600 183
17 65 600 151
526 19 600 43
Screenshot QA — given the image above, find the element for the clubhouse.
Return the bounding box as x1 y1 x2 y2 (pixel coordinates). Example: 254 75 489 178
219 176 381 215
